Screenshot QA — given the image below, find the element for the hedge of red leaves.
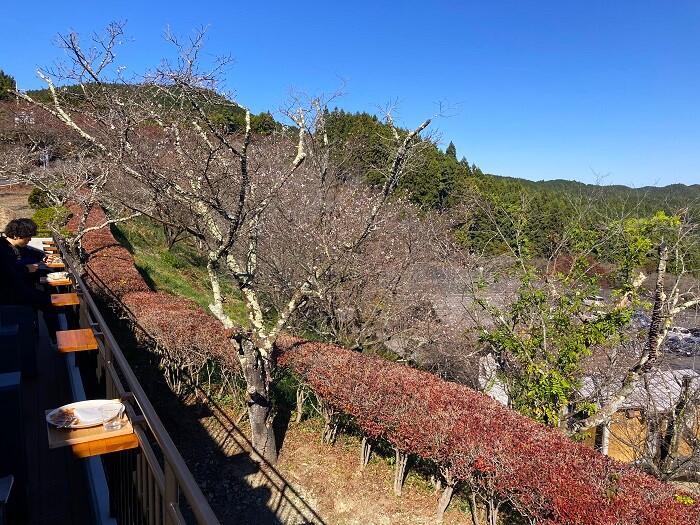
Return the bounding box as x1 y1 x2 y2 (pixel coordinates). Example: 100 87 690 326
71 206 699 524
68 206 235 371
276 334 700 525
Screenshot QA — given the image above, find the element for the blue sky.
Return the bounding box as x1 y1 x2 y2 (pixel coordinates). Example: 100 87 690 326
1 1 698 187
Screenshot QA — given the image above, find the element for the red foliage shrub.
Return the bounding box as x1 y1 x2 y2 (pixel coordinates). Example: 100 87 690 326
68 206 150 297
277 335 700 525
68 206 235 371
122 291 235 371
71 205 699 523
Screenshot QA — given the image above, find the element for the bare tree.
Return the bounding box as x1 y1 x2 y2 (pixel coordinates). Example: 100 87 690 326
454 185 700 439
18 23 433 462
569 220 700 435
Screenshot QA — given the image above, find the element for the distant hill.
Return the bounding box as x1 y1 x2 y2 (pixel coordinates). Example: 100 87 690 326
3 89 698 263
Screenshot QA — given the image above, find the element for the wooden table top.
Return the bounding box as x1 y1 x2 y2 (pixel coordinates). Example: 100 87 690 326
47 278 71 287
50 293 80 307
45 409 139 458
40 277 72 287
46 262 65 269
56 328 98 353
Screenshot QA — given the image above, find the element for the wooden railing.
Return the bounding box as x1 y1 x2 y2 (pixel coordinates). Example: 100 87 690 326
55 239 220 525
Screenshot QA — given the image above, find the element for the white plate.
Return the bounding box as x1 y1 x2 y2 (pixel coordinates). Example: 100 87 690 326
47 271 69 281
46 399 124 429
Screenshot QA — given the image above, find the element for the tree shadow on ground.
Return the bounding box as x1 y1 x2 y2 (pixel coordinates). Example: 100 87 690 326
96 292 325 525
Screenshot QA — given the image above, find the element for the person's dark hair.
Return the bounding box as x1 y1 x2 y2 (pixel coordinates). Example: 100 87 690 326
4 218 38 238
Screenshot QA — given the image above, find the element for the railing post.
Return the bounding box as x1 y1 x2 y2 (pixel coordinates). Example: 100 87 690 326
163 461 179 525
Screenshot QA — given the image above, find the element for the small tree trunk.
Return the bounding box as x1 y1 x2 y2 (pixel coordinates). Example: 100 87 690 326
487 498 500 525
435 467 456 523
594 422 610 455
467 490 481 525
360 436 372 468
237 336 277 464
295 385 307 423
393 447 409 496
320 401 339 444
660 375 692 476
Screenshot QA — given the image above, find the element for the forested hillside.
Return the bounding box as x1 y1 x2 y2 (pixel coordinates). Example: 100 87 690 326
321 109 700 267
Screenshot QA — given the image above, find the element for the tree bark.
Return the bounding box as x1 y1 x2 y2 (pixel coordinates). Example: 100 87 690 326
435 484 455 523
435 467 457 523
660 375 692 475
467 490 481 525
295 386 307 423
393 447 409 496
236 336 277 464
594 422 610 455
320 401 339 444
360 436 372 469
487 498 499 525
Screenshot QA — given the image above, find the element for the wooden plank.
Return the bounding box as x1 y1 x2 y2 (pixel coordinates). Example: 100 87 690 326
72 433 139 458
56 328 98 353
40 277 72 287
50 293 80 307
42 239 56 245
22 315 92 525
46 262 65 269
47 278 72 287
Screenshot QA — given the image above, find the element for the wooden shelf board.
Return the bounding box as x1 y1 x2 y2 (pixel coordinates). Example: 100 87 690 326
56 328 98 353
45 409 138 458
50 292 80 307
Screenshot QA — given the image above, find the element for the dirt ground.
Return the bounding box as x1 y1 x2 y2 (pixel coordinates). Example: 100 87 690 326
149 384 472 525
0 184 32 227
276 421 471 525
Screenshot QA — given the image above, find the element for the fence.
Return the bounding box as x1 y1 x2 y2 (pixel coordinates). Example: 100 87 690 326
56 239 220 525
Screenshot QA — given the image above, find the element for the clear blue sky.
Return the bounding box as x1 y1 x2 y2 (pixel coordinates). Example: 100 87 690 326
2 1 698 187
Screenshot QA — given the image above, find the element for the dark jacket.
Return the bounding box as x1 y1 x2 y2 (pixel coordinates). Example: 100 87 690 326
0 237 50 306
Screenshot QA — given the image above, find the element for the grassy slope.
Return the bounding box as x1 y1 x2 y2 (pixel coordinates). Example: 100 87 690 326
113 218 248 325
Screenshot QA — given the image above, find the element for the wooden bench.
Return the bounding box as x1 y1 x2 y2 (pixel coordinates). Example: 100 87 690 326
56 329 98 353
50 293 80 307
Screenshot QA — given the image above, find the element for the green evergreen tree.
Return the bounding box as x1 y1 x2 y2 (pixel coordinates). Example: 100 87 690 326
446 141 457 159
0 70 16 100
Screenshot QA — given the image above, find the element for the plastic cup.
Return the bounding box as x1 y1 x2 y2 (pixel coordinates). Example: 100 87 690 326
101 402 124 431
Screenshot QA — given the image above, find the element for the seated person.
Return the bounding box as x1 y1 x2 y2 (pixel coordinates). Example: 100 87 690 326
0 219 49 307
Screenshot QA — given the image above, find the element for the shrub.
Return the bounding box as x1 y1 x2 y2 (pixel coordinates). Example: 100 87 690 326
277 336 700 525
28 187 52 209
31 206 70 236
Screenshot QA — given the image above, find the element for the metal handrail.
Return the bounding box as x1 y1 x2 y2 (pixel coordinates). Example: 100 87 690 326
55 239 220 525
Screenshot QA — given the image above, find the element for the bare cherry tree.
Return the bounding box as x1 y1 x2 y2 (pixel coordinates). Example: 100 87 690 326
6 153 139 254
19 23 433 462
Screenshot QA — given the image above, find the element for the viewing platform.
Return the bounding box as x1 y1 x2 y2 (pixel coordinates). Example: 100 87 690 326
0 238 219 524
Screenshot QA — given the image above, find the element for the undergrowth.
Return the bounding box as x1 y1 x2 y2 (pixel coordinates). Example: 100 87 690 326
113 218 248 325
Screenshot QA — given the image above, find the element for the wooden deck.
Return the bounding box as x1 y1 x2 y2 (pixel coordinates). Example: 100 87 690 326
18 311 92 524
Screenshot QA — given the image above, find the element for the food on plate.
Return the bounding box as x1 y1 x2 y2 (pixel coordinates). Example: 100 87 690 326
46 271 69 281
48 407 78 427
